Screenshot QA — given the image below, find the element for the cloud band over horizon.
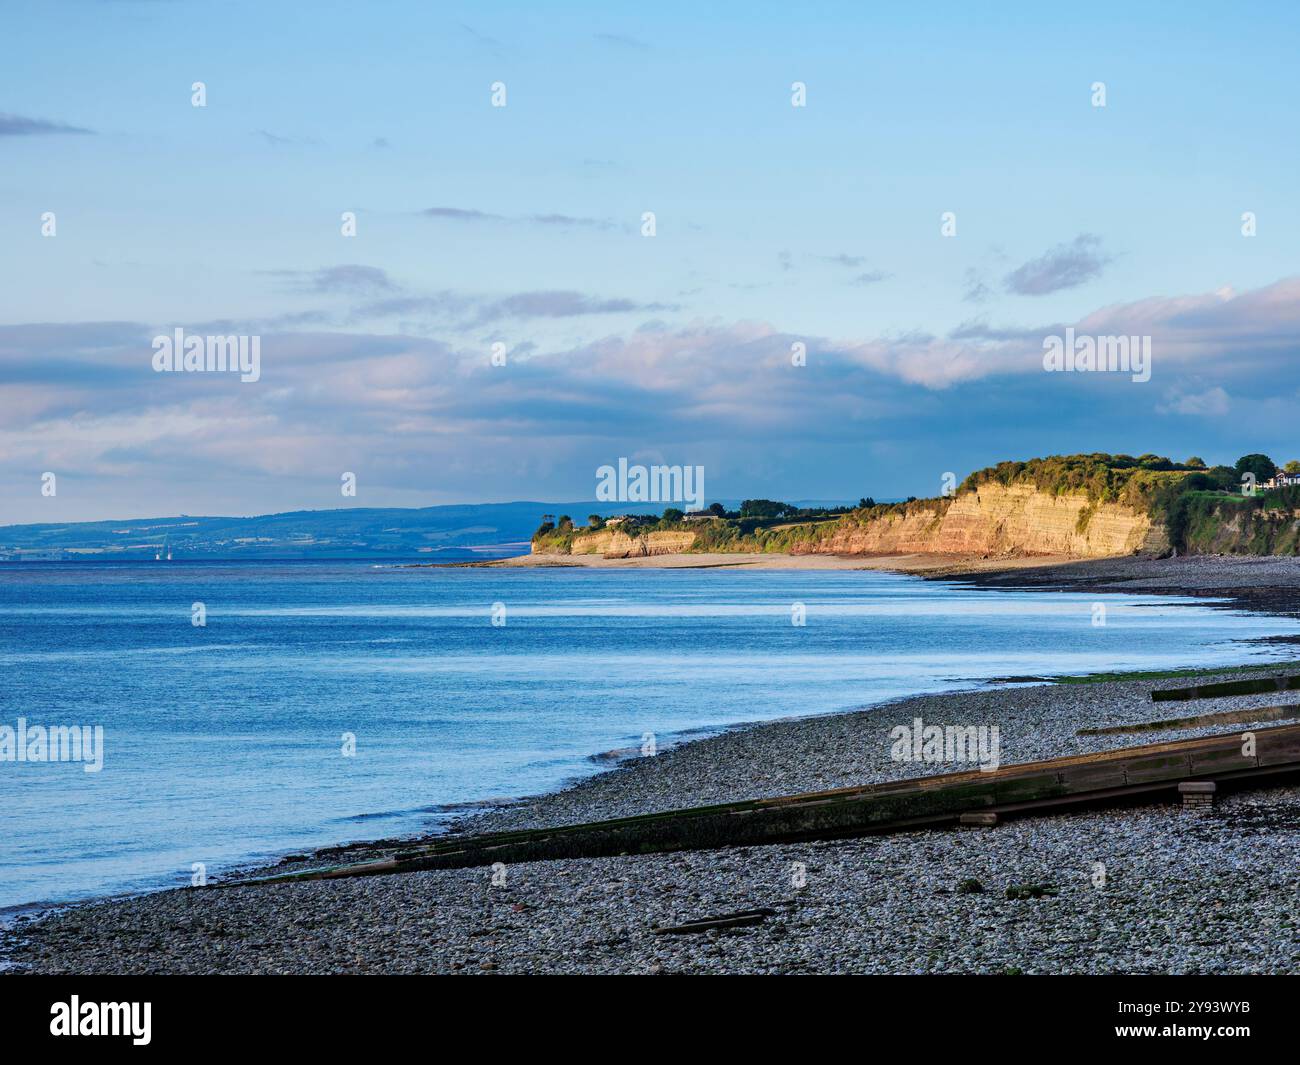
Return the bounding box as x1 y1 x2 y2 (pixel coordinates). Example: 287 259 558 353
2 275 1297 523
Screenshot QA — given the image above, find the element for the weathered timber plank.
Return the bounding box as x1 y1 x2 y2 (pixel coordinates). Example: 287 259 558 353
1152 674 1300 702
1078 702 1300 735
233 723 1300 886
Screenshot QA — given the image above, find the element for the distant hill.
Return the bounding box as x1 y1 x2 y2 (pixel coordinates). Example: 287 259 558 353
0 499 857 561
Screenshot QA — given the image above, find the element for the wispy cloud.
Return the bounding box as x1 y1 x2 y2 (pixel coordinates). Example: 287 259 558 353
963 268 993 303
420 206 614 230
851 270 892 286
254 130 320 147
1003 234 1113 296
819 254 867 268
473 291 672 323
263 265 400 296
526 213 615 230
810 254 890 283
458 23 503 51
0 112 94 136
421 206 501 222
355 288 674 326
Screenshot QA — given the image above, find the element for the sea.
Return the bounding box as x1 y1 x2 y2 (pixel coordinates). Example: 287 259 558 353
2 559 1297 911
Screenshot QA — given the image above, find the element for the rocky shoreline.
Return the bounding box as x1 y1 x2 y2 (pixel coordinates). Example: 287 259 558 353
4 553 1299 975
485 547 1300 620
944 553 1300 619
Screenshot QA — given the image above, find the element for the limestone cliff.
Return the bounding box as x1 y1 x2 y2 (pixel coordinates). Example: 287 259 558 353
564 528 698 558
798 484 1165 557
534 483 1167 559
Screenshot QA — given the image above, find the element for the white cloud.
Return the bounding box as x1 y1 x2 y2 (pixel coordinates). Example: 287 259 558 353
1156 386 1231 416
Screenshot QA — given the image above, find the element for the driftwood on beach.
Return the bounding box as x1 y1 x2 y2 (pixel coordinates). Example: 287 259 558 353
235 723 1300 888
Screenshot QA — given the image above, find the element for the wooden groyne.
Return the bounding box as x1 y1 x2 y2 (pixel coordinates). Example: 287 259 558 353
1078 701 1300 735
236 723 1300 887
1152 673 1300 702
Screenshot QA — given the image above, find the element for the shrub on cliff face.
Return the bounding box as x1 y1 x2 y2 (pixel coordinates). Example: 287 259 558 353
1075 503 1096 534
1155 481 1300 556
1204 465 1238 490
691 521 744 552
1262 485 1300 511
842 494 951 522
531 518 580 552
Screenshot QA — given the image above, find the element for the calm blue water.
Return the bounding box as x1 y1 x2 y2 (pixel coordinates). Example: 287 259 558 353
2 560 1298 911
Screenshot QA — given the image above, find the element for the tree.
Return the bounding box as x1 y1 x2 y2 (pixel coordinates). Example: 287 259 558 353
1206 465 1237 491
707 502 727 518
1285 461 1300 475
662 507 684 522
1184 456 1207 469
587 514 605 528
739 499 790 519
1234 454 1277 483
858 497 876 509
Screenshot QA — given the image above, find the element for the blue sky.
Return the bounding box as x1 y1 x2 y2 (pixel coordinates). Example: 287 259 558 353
2 0 1299 522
